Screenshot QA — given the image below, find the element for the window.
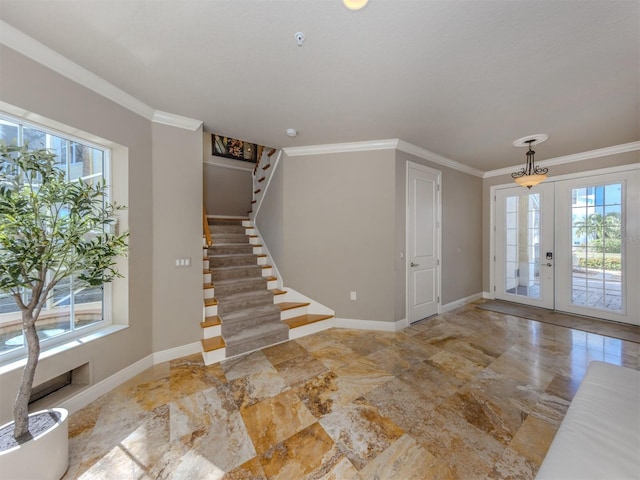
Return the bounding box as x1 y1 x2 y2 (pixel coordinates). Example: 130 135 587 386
0 114 113 361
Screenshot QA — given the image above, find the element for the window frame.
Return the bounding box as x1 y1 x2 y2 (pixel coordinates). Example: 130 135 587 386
0 112 116 366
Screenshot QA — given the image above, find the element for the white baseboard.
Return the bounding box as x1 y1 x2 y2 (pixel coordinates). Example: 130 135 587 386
440 292 484 314
60 341 201 416
152 341 201 364
60 354 153 415
483 291 494 299
334 317 406 332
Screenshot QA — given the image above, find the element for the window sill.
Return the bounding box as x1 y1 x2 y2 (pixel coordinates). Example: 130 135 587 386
0 324 128 375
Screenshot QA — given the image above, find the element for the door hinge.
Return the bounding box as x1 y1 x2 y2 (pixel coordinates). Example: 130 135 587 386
493 285 496 292
494 255 496 262
437 259 440 266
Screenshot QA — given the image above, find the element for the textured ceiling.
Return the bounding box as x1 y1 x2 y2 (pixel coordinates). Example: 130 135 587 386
0 0 638 171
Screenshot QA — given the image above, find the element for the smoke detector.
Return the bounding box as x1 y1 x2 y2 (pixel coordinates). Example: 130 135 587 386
286 128 298 137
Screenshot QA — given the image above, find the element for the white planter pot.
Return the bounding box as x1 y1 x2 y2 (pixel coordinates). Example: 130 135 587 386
0 408 69 480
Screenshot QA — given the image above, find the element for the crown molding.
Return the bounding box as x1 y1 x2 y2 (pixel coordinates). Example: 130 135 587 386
0 20 155 121
283 139 399 157
396 139 484 177
152 111 202 131
1 21 202 131
484 141 640 178
283 139 485 177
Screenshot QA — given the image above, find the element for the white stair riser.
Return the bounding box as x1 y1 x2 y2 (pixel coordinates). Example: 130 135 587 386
267 280 277 289
257 257 267 265
262 267 272 277
203 287 214 300
203 259 209 269
203 324 221 338
250 237 259 245
244 228 255 235
205 305 218 317
273 294 286 304
253 246 263 255
288 318 334 339
202 347 226 365
280 306 308 321
203 272 211 284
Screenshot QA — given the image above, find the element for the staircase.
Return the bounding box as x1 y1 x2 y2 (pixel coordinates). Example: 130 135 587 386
200 148 334 365
200 216 334 364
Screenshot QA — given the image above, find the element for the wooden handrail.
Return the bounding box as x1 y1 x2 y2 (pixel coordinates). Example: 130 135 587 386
203 204 212 247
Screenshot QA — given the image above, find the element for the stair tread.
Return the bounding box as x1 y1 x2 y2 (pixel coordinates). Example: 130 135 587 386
209 253 257 259
262 163 271 170
203 283 214 289
215 289 273 301
271 289 287 295
219 303 281 321
204 298 218 307
278 302 311 311
266 276 277 281
213 276 267 287
284 314 334 329
223 321 288 344
201 316 221 328
258 176 266 182
201 336 225 352
211 265 262 272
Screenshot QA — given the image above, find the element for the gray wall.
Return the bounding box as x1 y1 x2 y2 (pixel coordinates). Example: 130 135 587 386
203 132 253 216
152 123 204 351
395 151 484 307
203 163 252 216
257 148 483 324
256 156 285 268
279 150 397 322
0 46 203 422
482 150 640 292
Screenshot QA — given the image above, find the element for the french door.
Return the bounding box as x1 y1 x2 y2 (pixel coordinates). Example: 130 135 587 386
494 169 639 325
495 183 555 309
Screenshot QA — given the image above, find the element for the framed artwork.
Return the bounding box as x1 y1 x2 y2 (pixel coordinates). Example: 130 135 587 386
212 134 257 163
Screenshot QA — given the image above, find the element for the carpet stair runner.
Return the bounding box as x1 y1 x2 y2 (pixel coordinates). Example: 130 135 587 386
205 217 289 358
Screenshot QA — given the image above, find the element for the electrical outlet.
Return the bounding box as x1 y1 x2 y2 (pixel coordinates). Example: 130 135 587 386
350 291 357 301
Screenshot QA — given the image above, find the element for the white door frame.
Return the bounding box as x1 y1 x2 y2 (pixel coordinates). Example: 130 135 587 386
406 161 442 324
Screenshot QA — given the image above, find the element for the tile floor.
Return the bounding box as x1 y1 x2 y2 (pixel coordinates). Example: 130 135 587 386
62 303 640 479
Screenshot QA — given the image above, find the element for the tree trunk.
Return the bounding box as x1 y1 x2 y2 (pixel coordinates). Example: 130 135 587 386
13 309 40 440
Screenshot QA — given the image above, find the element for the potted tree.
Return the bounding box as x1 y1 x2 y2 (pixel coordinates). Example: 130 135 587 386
0 142 128 479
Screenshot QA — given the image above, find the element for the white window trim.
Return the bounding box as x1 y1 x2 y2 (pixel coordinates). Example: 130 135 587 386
0 104 129 367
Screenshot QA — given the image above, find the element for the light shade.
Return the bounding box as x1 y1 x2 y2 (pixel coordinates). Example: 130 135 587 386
343 0 369 10
514 173 547 189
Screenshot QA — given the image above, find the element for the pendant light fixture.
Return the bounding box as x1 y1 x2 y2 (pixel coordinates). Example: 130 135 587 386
511 135 549 189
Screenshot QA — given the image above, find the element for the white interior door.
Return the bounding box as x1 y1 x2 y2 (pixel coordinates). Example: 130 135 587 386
407 162 440 323
494 183 555 309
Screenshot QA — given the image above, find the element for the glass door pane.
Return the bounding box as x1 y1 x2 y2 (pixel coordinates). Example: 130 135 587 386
556 170 639 325
495 183 554 309
571 183 622 312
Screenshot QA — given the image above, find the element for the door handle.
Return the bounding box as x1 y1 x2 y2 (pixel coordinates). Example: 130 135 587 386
543 262 552 267
411 262 419 267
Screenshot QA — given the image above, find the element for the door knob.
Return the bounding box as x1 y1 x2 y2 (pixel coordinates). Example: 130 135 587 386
411 262 419 267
